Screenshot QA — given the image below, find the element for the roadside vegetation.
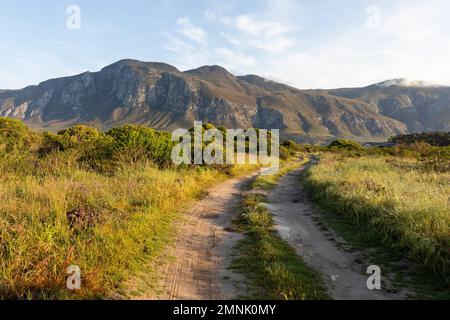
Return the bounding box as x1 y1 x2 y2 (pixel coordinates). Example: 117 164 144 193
0 118 260 299
2 115 448 300
301 136 450 297
231 151 329 300
389 131 450 147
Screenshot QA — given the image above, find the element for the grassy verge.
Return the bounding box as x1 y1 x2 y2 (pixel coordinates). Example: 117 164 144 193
301 154 450 298
0 163 230 299
231 158 330 300
0 118 283 299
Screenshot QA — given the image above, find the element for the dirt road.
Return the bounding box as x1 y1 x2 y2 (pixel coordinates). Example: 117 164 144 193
147 175 255 300
266 165 402 300
144 163 404 300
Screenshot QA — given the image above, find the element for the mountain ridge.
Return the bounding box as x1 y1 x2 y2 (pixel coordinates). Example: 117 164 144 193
1 59 448 143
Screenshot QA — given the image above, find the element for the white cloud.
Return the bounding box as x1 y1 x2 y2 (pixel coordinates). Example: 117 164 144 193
269 0 450 89
204 10 216 22
162 32 210 70
233 0 450 89
163 0 450 89
222 14 291 37
214 48 256 67
219 32 241 46
176 17 208 44
162 1 300 76
219 14 296 53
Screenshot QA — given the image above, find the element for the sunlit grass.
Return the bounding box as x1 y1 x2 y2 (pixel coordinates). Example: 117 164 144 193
302 155 450 282
0 162 225 299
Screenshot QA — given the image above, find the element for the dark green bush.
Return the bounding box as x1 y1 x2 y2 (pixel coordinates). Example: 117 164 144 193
390 132 450 147
57 125 104 148
39 126 110 154
281 139 297 149
107 125 174 166
279 146 290 161
329 139 364 151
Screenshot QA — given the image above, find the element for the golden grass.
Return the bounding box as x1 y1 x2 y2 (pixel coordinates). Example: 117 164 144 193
0 162 226 299
303 154 450 280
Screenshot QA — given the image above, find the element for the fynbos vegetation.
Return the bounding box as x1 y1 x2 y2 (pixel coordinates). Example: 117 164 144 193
0 118 260 299
301 140 450 290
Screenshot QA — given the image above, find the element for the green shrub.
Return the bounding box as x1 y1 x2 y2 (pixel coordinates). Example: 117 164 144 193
56 125 104 149
329 139 364 151
107 125 174 166
37 126 115 173
279 146 290 161
0 117 40 152
281 140 297 149
390 132 450 147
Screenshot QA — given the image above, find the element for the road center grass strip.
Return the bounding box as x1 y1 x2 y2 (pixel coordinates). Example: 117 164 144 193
231 158 330 300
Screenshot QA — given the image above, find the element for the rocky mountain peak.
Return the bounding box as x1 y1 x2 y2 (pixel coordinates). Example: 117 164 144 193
101 59 180 74
0 59 448 143
184 65 233 78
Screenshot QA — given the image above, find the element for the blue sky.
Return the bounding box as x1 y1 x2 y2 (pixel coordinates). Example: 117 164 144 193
1 0 450 89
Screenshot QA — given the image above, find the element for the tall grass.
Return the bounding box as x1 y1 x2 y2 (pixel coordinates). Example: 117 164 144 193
0 152 226 299
302 155 450 283
0 118 295 299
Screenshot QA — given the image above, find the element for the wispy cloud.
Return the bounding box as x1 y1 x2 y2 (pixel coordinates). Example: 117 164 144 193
162 31 211 70
219 14 296 53
4 0 449 89
176 17 208 44
214 47 256 67
266 0 450 88
162 0 450 89
163 1 299 75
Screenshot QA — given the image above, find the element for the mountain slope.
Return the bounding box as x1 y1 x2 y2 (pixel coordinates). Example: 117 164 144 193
1 60 446 142
326 79 450 133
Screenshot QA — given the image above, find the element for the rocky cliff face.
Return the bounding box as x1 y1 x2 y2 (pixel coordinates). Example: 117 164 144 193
1 60 447 142
327 80 450 133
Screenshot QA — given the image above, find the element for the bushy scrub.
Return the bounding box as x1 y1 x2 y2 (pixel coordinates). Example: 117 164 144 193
38 124 176 172
38 126 115 173
0 118 260 299
0 118 42 176
0 117 41 152
390 132 450 147
329 139 364 151
106 125 174 167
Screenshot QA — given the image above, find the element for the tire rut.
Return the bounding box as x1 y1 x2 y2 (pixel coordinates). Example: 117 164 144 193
146 175 256 300
266 165 404 300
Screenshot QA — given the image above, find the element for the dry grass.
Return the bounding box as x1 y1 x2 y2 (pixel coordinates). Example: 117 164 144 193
0 160 226 299
302 154 450 282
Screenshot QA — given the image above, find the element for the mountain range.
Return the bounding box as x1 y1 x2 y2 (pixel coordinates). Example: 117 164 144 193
1 59 449 143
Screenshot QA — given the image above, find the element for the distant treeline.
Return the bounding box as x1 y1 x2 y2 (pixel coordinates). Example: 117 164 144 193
389 131 450 147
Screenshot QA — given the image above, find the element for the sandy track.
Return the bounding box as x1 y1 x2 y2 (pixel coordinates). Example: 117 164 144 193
147 175 255 300
266 165 402 300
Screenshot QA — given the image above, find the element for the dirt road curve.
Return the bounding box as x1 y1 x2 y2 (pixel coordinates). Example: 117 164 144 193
145 163 403 300
148 175 255 300
267 165 402 300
